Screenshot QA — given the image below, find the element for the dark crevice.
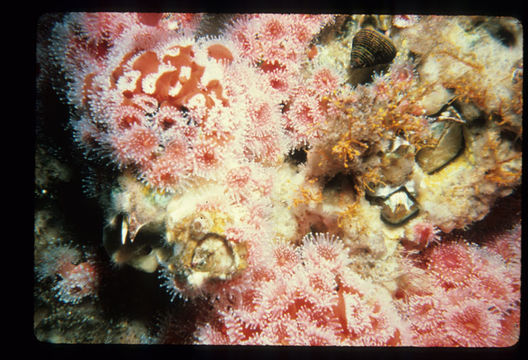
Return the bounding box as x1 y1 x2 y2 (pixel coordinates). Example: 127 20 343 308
286 146 308 166
97 263 173 324
322 171 359 195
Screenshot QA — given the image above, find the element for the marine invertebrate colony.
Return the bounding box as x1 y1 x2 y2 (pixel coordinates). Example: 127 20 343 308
197 233 411 345
35 13 521 346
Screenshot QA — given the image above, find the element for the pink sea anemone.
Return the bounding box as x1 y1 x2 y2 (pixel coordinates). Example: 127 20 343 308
443 298 503 347
196 233 411 345
399 231 521 347
110 125 159 166
409 222 442 250
53 260 100 304
425 240 478 289
48 12 336 193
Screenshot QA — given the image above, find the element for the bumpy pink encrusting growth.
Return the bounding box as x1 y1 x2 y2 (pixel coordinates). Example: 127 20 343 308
392 15 421 29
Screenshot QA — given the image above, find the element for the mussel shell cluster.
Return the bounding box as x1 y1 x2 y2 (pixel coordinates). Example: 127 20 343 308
350 28 397 68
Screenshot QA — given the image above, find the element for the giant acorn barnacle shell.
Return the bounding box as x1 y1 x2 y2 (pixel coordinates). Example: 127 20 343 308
350 28 397 68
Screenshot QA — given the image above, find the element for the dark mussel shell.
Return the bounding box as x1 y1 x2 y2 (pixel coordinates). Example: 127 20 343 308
350 28 396 68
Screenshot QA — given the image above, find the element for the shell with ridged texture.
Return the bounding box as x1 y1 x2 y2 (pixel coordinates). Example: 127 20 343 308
350 28 397 68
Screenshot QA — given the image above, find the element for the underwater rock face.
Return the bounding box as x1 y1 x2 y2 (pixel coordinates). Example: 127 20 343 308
35 13 521 346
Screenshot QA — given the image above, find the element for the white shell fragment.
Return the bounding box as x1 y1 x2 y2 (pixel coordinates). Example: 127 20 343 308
365 183 402 198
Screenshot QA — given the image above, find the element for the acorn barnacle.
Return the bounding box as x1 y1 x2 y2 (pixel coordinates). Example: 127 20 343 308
350 28 397 68
380 188 419 225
